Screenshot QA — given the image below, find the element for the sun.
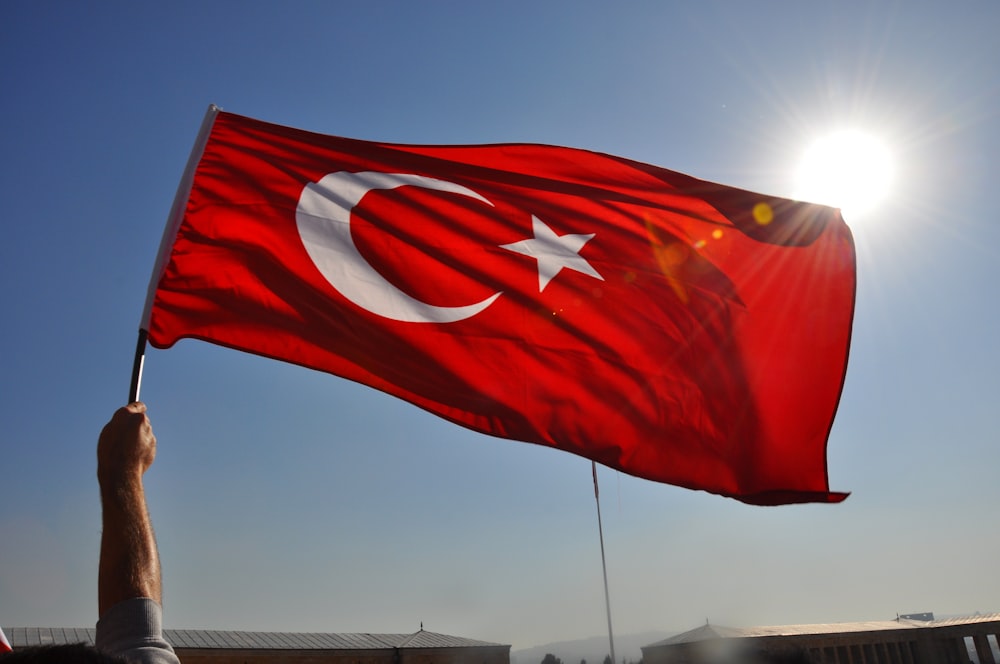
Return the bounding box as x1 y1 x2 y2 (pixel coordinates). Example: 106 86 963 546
794 130 894 222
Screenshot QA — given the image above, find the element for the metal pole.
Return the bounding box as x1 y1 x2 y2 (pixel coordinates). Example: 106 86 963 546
592 461 617 664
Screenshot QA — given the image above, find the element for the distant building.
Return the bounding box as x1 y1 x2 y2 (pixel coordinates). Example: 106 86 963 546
7 626 510 664
641 613 1000 664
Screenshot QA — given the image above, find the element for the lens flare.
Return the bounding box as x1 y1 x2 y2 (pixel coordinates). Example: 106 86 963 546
753 202 774 225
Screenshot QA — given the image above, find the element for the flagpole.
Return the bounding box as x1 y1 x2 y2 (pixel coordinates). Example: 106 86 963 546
139 104 220 332
128 329 148 403
592 461 617 664
130 104 220 401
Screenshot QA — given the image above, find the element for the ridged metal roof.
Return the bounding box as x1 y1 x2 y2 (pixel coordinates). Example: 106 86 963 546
6 627 97 648
928 612 1000 627
7 627 506 651
646 613 1000 647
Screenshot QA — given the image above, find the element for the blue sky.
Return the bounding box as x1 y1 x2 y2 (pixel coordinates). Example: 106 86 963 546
1 1 997 654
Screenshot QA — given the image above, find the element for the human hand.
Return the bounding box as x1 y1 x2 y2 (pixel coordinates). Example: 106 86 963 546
98 402 157 490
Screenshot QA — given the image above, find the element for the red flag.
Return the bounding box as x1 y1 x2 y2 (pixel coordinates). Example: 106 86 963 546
0 625 12 653
145 109 854 505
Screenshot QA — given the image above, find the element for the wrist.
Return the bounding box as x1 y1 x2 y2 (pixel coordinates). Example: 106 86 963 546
99 470 145 502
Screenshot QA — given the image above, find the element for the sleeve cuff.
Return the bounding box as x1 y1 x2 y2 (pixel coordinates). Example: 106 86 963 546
96 597 178 661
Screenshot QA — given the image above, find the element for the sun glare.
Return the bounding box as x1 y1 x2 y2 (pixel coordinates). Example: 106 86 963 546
794 130 894 222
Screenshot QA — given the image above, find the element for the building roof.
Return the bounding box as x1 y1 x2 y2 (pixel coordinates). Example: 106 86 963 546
7 627 507 651
7 628 97 649
650 624 746 645
645 613 1000 648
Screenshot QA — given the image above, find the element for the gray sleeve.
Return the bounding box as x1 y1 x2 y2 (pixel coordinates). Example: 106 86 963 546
95 598 180 664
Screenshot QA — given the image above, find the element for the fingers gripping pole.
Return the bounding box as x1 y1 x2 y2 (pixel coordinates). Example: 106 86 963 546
128 329 148 403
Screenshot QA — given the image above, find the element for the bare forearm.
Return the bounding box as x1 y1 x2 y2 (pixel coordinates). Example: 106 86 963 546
99 479 162 617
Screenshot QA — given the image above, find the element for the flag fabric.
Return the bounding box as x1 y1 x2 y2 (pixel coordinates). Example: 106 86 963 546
0 624 12 652
144 109 855 505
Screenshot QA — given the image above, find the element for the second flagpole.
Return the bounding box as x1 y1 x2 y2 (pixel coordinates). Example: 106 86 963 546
593 461 617 664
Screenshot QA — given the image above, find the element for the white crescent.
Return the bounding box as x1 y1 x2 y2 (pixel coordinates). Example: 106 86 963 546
296 171 502 323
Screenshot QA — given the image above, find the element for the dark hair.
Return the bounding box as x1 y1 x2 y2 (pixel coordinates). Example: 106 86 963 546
0 644 125 663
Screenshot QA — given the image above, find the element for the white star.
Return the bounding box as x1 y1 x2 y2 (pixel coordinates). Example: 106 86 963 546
500 216 604 292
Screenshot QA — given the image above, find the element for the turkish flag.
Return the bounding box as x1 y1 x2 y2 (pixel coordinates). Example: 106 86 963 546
145 109 854 505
